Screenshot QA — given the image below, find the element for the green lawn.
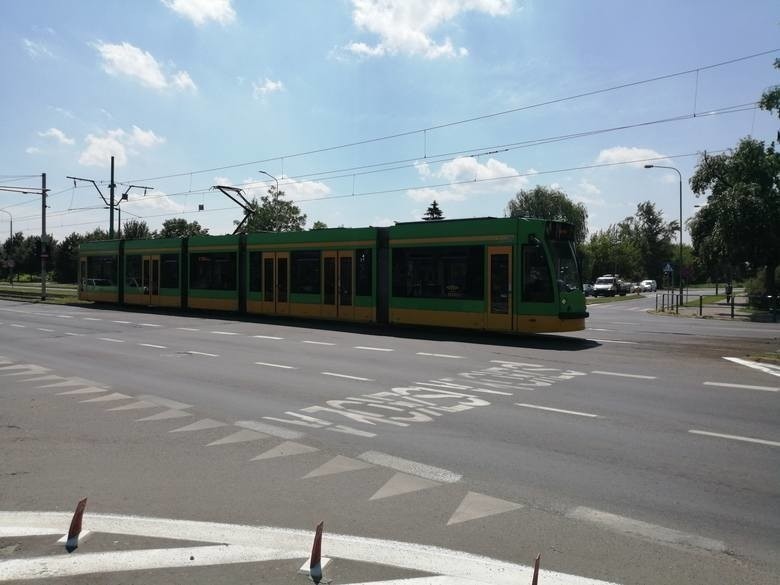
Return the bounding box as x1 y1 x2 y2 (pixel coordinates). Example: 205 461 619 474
683 294 726 307
586 293 643 305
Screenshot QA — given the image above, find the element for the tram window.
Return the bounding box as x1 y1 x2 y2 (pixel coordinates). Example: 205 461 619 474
86 255 117 286
522 244 554 302
125 255 142 288
190 252 236 290
392 245 484 300
291 250 321 294
263 258 274 301
160 254 179 289
355 248 372 296
249 252 261 292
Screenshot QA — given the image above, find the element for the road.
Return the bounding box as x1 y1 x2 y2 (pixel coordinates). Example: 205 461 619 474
1 295 778 584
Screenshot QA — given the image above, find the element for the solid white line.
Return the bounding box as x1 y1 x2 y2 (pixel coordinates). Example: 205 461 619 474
253 335 284 340
10 324 25 328
589 338 639 345
303 340 335 346
37 328 55 332
723 356 780 378
255 361 296 369
516 403 601 418
358 451 462 483
702 381 778 392
186 351 218 357
321 371 374 381
688 429 780 447
211 331 239 335
354 346 393 352
98 337 124 343
416 352 464 359
490 360 542 367
111 320 131 324
591 370 657 380
177 327 200 331
139 323 161 327
138 343 167 349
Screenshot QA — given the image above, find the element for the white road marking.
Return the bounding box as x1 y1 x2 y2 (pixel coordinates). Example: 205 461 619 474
98 337 124 343
516 403 601 418
358 451 461 483
255 361 296 369
111 320 131 324
591 370 657 380
253 334 284 340
138 343 167 349
56 315 73 319
723 356 780 378
37 328 55 332
80 392 131 403
177 327 200 331
207 429 269 446
234 420 305 440
490 359 542 367
108 400 159 412
57 387 108 396
251 441 318 461
186 351 218 357
369 472 441 501
447 492 524 526
64 332 83 336
303 455 373 479
0 511 620 584
567 506 726 553
610 321 639 325
10 324 25 328
354 346 393 352
589 338 639 345
211 330 239 335
587 328 615 332
702 381 778 392
303 340 335 345
417 352 464 359
137 409 192 422
322 371 374 381
83 317 102 321
169 418 227 433
688 429 780 448
139 323 161 327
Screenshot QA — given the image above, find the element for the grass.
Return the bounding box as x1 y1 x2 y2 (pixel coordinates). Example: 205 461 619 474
682 294 726 307
748 351 780 364
586 293 643 305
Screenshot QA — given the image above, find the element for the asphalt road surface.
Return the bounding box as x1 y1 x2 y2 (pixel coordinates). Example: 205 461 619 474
1 295 778 584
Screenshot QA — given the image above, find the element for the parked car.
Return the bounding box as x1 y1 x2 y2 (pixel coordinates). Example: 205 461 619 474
630 282 643 293
640 279 657 292
592 275 629 297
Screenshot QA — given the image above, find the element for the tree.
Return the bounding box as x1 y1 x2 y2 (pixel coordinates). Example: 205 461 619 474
235 187 306 233
52 232 84 283
622 201 677 283
422 200 444 221
759 58 779 118
311 221 328 230
506 186 588 245
690 138 780 298
121 219 153 240
158 218 209 238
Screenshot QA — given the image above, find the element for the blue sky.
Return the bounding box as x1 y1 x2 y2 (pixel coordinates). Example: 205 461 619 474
1 0 778 240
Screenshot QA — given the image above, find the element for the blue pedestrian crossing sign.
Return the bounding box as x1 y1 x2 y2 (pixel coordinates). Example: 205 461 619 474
663 262 673 273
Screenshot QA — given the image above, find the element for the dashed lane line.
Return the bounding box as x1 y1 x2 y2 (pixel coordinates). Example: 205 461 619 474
139 323 161 327
111 320 132 324
10 324 25 328
138 343 167 349
589 339 639 345
358 450 462 483
211 331 239 336
56 315 73 319
416 352 464 359
354 346 394 352
185 351 219 357
688 429 780 448
702 381 778 392
321 371 374 382
610 321 638 325
176 327 200 331
98 337 124 343
83 317 102 321
591 370 657 380
253 335 284 340
64 333 83 336
255 361 296 369
516 403 602 418
303 340 335 346
587 328 615 332
490 359 542 367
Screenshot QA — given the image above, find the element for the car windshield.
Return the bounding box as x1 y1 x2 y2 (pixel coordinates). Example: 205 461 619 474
550 241 581 293
595 277 615 285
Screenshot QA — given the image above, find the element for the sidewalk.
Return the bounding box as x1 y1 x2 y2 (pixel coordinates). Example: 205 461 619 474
654 293 779 323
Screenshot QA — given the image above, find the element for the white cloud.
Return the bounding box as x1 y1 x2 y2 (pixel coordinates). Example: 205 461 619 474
78 126 165 168
572 179 605 207
252 78 284 99
22 38 54 59
241 175 331 202
162 0 236 26
124 189 184 213
25 146 42 155
93 41 196 92
407 155 528 202
49 106 75 119
38 127 75 145
578 179 600 196
595 146 669 168
345 0 514 59
371 217 395 227
213 176 233 187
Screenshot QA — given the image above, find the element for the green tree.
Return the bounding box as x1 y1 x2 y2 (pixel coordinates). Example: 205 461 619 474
121 219 153 240
52 232 84 283
235 187 306 233
690 138 780 298
759 58 779 118
158 218 209 238
311 221 328 230
622 201 677 283
506 185 588 245
422 200 444 221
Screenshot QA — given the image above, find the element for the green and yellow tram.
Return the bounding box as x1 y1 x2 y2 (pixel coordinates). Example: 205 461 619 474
78 217 587 334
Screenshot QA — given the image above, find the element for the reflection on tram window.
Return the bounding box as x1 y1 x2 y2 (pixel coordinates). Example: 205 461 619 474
392 246 484 300
86 255 117 286
160 254 179 289
291 250 321 294
190 252 236 290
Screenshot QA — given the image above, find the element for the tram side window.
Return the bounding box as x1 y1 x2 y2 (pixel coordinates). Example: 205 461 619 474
125 255 142 288
189 252 236 290
392 245 484 300
248 252 261 292
160 254 179 289
86 255 117 286
291 250 321 294
356 248 372 296
522 244 554 302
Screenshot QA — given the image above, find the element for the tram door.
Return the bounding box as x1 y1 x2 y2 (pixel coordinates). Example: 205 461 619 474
487 246 513 331
322 250 354 320
142 255 160 305
261 252 289 315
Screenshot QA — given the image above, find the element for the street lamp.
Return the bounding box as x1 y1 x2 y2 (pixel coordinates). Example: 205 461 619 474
258 170 279 193
644 164 684 304
0 208 12 239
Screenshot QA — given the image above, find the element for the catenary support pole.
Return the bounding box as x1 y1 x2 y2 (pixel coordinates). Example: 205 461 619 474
109 156 115 238
41 173 47 301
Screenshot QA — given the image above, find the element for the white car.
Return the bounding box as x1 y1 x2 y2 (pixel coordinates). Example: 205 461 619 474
640 279 657 292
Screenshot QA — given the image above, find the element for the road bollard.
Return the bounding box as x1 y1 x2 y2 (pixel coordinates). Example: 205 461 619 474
699 295 703 316
731 294 735 319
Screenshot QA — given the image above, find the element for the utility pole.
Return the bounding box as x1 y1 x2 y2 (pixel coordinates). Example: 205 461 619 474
109 156 116 238
41 173 47 300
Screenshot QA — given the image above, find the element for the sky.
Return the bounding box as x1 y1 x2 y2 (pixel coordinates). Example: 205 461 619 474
1 0 778 242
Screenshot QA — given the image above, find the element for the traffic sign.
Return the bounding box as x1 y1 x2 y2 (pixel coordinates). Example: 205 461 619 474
663 262 673 273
